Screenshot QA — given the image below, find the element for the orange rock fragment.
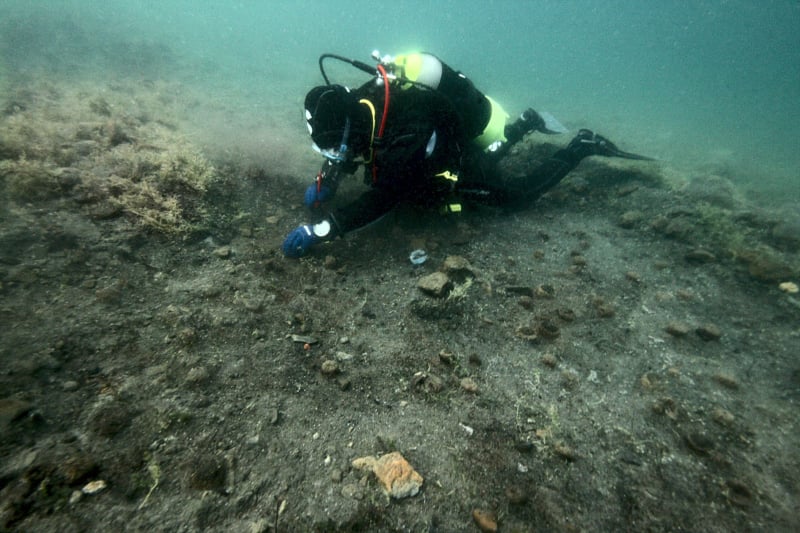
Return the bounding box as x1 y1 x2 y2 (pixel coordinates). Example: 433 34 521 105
352 451 423 499
472 508 498 532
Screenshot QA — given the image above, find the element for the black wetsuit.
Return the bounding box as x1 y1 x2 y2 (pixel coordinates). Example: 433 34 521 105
313 61 586 238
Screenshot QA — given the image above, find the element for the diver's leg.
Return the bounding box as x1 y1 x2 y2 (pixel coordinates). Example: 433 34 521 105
460 130 650 207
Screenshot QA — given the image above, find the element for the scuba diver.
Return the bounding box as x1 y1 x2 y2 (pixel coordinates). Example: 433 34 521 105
283 51 651 258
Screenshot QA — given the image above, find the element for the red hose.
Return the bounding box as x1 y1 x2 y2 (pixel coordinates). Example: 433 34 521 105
376 64 390 138
372 64 391 183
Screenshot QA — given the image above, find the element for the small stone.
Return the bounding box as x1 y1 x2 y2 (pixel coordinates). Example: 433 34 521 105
334 351 354 362
618 210 643 228
411 371 444 393
441 255 474 281
553 442 576 461
213 246 231 258
438 350 455 365
186 366 209 384
62 380 80 392
595 303 616 318
696 324 722 341
320 360 340 375
534 284 555 299
665 321 691 337
518 295 534 309
685 248 716 263
540 353 558 368
779 281 799 294
570 255 587 267
417 272 452 297
472 508 498 532
535 318 560 339
712 372 739 389
81 480 107 495
556 307 575 321
712 407 735 426
685 431 714 455
460 377 479 393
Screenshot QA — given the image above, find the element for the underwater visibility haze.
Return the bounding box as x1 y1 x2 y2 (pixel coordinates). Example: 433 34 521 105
1 0 798 200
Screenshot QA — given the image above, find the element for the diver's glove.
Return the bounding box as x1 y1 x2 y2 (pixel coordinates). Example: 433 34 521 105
282 225 319 258
304 183 333 208
566 129 653 161
282 219 335 258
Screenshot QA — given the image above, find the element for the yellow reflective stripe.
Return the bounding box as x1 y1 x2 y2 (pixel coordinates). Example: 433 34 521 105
359 98 376 163
435 170 459 182
474 96 510 151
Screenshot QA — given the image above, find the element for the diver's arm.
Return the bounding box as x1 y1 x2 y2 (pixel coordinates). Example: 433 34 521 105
322 188 399 237
305 158 359 209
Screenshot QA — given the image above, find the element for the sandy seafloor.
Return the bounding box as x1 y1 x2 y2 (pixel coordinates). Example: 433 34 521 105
1 40 800 533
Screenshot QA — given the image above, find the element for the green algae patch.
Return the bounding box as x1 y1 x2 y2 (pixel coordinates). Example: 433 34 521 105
0 79 218 234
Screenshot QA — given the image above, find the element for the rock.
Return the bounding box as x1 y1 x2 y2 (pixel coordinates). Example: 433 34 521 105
534 284 555 299
682 174 739 208
186 366 209 384
771 214 800 251
696 323 722 341
738 249 794 282
320 360 340 375
662 217 694 240
665 322 691 337
570 254 587 267
81 480 107 495
0 398 33 429
352 451 423 499
518 295 534 309
685 248 717 264
779 281 799 294
712 407 735 426
472 508 498 532
460 377 479 393
535 318 560 339
411 371 444 394
417 272 451 297
213 246 231 258
618 210 644 229
441 255 474 281
88 402 133 438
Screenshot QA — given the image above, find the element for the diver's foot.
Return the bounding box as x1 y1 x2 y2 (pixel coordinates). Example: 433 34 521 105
519 108 547 133
568 129 653 160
